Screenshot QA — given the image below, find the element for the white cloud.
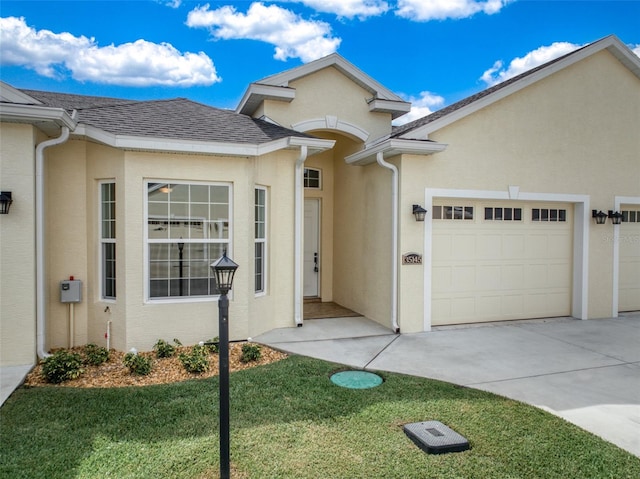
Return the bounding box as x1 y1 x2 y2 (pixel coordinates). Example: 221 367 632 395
288 0 390 19
396 0 512 21
186 2 341 62
0 16 220 86
480 42 580 87
632 44 640 58
393 91 445 125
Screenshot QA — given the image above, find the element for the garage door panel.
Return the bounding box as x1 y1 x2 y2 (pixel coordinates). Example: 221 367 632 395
503 235 525 258
432 200 573 325
502 264 524 288
453 235 476 260
477 235 502 259
453 265 476 290
619 206 640 312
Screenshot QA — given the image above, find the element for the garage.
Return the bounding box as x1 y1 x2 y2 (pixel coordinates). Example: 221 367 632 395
431 200 573 325
618 206 640 312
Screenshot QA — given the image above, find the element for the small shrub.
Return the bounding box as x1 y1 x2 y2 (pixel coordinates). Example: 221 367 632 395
41 350 84 383
153 339 178 358
240 343 262 363
83 343 109 366
179 345 210 373
123 352 152 376
204 337 219 354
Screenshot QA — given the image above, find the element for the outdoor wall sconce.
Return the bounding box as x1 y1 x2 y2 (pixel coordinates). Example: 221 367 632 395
413 204 427 222
608 210 623 225
592 210 607 225
0 192 13 215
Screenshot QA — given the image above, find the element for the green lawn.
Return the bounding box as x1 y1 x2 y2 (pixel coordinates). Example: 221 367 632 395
1 356 638 478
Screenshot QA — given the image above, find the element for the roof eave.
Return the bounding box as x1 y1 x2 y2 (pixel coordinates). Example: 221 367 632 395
0 103 77 132
368 98 412 119
345 138 447 166
74 123 334 156
236 83 296 116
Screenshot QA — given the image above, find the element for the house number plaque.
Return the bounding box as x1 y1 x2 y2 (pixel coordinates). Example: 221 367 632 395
402 253 422 265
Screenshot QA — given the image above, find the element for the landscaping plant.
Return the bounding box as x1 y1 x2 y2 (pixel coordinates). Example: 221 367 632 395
123 351 152 376
153 339 181 358
240 343 262 363
41 350 84 384
83 343 109 366
178 345 209 373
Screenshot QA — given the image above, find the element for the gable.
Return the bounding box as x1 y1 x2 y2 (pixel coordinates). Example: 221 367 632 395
396 35 640 140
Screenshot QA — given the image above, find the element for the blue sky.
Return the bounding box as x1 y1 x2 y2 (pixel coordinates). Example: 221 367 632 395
1 1 639 124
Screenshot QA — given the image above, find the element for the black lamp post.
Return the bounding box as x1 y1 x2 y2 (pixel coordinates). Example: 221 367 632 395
177 239 185 296
210 250 238 479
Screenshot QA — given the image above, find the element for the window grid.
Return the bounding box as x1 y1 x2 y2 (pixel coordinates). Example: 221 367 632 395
532 208 567 222
303 168 321 189
146 182 230 299
100 182 116 299
622 210 640 223
255 187 267 294
484 207 522 221
432 205 474 220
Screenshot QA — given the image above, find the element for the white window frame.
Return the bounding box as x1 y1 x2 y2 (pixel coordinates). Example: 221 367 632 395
255 186 268 295
303 167 322 189
99 181 116 301
144 180 233 302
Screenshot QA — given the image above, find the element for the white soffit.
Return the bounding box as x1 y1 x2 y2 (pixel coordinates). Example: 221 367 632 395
399 35 640 140
345 138 447 166
236 83 296 115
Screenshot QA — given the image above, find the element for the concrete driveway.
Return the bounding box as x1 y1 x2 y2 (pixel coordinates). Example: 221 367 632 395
255 313 640 457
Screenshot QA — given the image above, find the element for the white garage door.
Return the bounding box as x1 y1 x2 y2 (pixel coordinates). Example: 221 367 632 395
619 206 640 312
432 200 573 325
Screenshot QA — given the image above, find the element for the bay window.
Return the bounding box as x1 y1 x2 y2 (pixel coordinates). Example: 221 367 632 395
146 181 230 299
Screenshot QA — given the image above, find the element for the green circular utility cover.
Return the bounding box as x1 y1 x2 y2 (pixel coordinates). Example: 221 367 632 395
330 370 382 389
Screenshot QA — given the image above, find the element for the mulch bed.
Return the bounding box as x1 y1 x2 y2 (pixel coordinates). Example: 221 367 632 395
24 343 288 388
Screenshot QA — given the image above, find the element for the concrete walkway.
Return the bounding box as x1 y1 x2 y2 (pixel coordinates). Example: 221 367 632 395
255 313 640 457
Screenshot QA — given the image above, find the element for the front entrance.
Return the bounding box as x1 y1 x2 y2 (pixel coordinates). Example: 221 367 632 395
304 198 320 297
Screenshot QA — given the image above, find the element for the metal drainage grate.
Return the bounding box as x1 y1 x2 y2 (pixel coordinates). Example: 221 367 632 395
330 370 382 389
403 420 470 454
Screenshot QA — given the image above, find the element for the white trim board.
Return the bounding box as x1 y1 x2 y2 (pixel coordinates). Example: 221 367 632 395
422 187 590 331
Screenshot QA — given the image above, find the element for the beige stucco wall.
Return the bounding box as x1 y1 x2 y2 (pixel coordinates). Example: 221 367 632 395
397 49 640 330
41 136 302 352
332 139 394 327
0 123 37 365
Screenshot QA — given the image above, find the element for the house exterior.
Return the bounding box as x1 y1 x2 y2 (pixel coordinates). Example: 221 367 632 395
1 34 638 367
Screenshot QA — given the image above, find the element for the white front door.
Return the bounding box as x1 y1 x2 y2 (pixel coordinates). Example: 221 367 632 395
304 199 320 297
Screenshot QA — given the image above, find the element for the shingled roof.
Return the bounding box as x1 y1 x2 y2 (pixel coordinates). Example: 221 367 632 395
19 89 315 144
391 35 640 139
390 43 591 138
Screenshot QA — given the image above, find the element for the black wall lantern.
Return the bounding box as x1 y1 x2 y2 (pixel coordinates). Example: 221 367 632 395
413 204 427 222
608 210 623 225
592 210 607 225
0 192 13 215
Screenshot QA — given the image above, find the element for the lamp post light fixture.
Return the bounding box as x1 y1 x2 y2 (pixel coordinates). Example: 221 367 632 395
608 210 623 225
0 192 13 215
592 210 607 225
412 204 427 222
210 250 238 479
